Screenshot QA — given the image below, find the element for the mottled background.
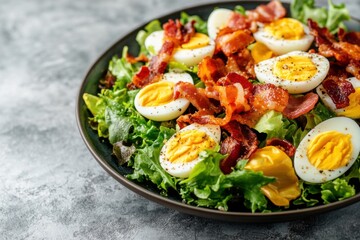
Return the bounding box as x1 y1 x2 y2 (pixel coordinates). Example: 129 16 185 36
1 0 360 239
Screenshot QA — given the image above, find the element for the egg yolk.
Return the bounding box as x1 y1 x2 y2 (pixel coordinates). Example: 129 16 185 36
273 55 317 81
307 131 353 170
165 129 216 164
251 42 274 63
265 18 305 40
181 33 210 49
245 146 300 207
338 88 360 119
137 81 174 107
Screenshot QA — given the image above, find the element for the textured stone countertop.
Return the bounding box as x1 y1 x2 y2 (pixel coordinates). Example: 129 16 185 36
1 0 360 239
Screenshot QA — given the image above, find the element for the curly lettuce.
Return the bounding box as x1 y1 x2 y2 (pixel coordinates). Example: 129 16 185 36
291 0 350 34
179 150 275 212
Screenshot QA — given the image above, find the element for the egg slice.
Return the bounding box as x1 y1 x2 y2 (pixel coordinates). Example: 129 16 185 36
159 123 221 178
255 51 330 94
134 72 193 121
144 30 215 66
317 77 360 119
294 117 360 183
253 18 314 55
207 8 233 39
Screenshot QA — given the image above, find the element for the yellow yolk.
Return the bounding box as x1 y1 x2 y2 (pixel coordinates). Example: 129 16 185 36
245 146 300 207
251 42 274 63
165 129 216 164
265 18 305 40
338 88 360 119
307 131 353 170
181 33 210 49
273 55 317 81
137 81 174 107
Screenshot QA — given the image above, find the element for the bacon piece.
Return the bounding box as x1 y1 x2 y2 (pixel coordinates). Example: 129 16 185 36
215 29 254 56
218 72 253 92
99 71 116 89
247 0 286 23
174 81 221 114
322 77 355 109
338 29 360 46
129 19 195 89
227 12 254 31
346 59 360 80
309 19 360 80
125 53 148 64
197 57 227 86
252 83 289 112
266 138 296 157
220 121 259 174
283 93 319 119
177 80 251 127
220 137 242 174
129 41 175 89
163 19 195 46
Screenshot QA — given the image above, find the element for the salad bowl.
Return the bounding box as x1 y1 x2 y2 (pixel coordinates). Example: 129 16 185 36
76 1 360 222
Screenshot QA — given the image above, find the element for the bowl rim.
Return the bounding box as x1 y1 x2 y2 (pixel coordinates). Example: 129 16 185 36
76 0 360 222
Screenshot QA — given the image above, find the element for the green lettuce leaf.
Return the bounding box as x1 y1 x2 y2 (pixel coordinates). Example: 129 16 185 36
109 47 142 89
127 126 177 193
291 0 350 33
179 150 274 212
180 12 207 34
321 178 355 204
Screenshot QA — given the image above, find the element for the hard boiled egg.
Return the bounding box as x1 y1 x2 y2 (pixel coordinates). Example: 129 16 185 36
294 117 360 183
253 18 314 55
255 51 330 94
144 30 215 66
207 8 233 39
159 123 221 178
317 77 360 119
134 72 193 121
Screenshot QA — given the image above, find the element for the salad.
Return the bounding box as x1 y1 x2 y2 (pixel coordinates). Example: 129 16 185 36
82 0 360 213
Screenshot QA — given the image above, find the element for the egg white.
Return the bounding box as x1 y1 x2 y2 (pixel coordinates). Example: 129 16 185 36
159 123 221 178
144 30 215 67
294 117 360 183
253 21 314 55
316 77 360 118
254 51 330 94
207 8 233 39
134 72 193 121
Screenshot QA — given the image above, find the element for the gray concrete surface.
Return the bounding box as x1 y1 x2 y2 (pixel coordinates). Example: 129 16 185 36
1 0 360 239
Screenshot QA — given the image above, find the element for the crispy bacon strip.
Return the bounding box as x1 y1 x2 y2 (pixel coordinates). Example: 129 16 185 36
252 83 289 113
346 59 360 79
283 93 319 120
215 29 254 56
125 53 148 64
99 71 116 89
129 41 175 89
246 0 286 23
220 121 259 174
266 138 296 157
227 12 254 32
129 20 196 89
174 81 221 115
163 19 195 46
338 29 360 45
322 77 355 109
197 57 227 86
308 19 360 80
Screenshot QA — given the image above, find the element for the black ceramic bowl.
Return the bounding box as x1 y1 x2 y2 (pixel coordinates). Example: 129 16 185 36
76 1 360 222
